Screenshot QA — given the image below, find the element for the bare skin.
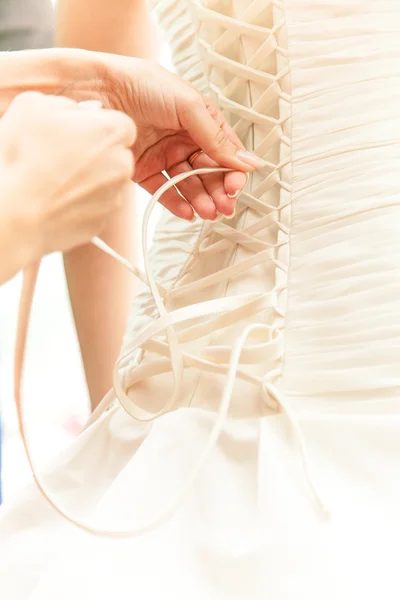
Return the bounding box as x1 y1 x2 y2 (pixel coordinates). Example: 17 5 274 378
56 0 252 409
0 39 258 410
0 93 135 285
56 0 157 409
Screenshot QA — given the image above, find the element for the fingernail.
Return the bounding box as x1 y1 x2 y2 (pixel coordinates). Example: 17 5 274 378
78 100 103 110
236 151 266 169
226 208 236 220
227 190 240 199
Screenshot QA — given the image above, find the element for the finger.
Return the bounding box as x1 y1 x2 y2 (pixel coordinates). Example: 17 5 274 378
85 180 131 216
76 106 137 149
10 90 45 105
96 146 135 183
65 146 134 202
78 100 103 110
167 161 217 221
202 97 245 151
134 134 198 183
98 110 137 147
179 94 266 172
189 152 234 217
190 152 247 217
141 173 195 221
224 170 248 199
11 91 77 112
204 102 255 182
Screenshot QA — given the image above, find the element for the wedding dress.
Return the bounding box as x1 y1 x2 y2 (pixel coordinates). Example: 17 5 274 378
2 1 400 598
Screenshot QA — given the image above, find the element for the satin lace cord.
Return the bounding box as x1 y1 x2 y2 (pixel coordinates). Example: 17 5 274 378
13 0 333 533
14 166 329 538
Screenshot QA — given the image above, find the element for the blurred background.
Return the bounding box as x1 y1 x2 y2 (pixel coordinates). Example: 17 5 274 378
0 0 167 503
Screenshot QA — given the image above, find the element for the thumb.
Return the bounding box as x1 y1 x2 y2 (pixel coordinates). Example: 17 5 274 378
179 95 266 171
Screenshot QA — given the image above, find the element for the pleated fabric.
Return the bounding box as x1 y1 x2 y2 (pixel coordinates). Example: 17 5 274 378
2 1 400 598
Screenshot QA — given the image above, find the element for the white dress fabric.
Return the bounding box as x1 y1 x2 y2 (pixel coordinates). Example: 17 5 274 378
2 1 400 598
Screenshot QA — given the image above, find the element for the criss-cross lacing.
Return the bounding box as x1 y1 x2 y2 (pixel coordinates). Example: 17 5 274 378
14 0 330 537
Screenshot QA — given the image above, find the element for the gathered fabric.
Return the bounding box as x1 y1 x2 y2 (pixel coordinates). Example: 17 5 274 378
2 1 400 598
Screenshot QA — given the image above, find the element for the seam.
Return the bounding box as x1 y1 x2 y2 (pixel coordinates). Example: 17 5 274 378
126 0 291 411
279 0 295 393
185 0 255 409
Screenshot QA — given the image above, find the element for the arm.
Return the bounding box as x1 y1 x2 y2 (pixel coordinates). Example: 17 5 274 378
0 48 103 284
0 48 102 117
56 0 157 409
0 92 135 285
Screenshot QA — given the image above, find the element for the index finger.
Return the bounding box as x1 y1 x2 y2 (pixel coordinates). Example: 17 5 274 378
179 93 266 172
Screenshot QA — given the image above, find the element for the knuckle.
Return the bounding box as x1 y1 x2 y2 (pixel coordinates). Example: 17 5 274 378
214 127 228 149
10 93 74 124
121 150 134 177
115 112 137 146
14 91 44 104
177 91 205 126
191 93 206 111
11 91 44 112
182 90 203 112
206 101 219 121
51 95 78 109
102 110 136 143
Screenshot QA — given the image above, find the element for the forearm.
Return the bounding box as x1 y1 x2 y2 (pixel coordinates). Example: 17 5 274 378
0 49 105 117
0 46 113 288
63 190 136 408
57 0 156 409
56 0 157 57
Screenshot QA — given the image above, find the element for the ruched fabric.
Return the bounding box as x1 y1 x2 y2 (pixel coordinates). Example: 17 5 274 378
1 1 400 598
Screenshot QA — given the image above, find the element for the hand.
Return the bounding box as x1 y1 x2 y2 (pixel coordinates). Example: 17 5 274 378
0 92 136 263
96 57 264 221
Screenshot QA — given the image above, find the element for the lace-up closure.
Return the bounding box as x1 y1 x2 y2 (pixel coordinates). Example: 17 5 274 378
14 0 329 537
113 0 294 429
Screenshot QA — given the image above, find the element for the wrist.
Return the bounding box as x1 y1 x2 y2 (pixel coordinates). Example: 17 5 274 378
93 53 144 111
0 48 108 116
